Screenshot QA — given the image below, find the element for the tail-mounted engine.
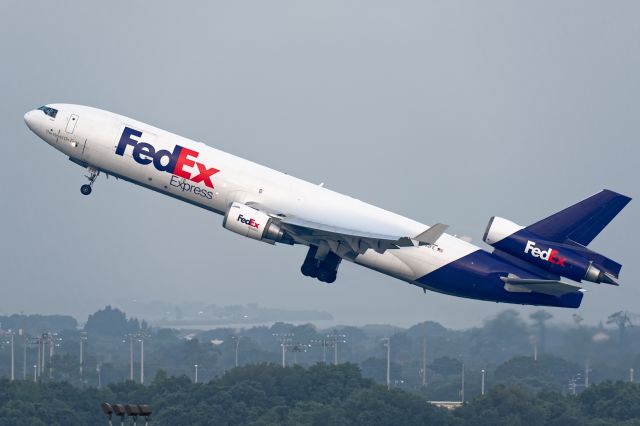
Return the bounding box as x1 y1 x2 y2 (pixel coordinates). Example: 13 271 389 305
223 202 294 245
483 216 620 285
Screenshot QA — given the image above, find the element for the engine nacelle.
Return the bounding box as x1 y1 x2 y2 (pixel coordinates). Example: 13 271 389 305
223 202 293 244
483 216 619 285
483 217 524 245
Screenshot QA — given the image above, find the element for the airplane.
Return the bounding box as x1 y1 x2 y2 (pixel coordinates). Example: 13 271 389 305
24 104 631 308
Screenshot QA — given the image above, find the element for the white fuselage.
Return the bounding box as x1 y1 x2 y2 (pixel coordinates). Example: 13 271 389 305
24 104 481 292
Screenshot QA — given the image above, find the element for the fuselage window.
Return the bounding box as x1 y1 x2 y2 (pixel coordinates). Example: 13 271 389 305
37 105 58 119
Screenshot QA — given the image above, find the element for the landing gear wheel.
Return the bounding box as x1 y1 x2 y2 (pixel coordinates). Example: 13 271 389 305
317 268 337 283
301 263 319 278
80 184 92 195
301 245 320 278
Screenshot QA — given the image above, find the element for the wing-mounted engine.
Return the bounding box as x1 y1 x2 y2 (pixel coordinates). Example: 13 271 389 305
223 202 294 245
484 216 620 285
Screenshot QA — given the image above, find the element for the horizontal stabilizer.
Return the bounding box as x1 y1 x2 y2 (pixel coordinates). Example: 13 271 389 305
501 275 583 297
414 223 449 245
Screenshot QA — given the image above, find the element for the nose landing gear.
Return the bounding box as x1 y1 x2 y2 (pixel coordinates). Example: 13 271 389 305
80 167 100 196
80 184 92 195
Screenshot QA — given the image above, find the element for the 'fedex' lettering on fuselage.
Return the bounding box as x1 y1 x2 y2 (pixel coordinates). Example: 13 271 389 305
115 127 219 188
524 240 566 266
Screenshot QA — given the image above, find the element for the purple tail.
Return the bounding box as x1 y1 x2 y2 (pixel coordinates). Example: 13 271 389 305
526 189 631 246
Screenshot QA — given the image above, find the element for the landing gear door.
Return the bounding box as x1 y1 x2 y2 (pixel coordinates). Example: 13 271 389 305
66 114 79 134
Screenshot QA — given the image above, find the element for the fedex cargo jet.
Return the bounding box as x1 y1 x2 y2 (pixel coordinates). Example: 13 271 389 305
24 104 631 308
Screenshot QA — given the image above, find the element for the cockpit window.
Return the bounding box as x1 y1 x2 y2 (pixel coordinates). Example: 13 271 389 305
37 105 58 119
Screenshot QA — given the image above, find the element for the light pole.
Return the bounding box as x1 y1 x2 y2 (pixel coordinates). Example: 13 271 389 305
382 338 391 390
127 334 135 381
273 333 294 368
80 331 87 382
310 339 330 363
97 363 102 389
40 334 47 379
327 332 347 365
9 332 15 381
585 359 590 388
630 368 635 383
461 363 465 403
481 369 485 395
281 344 286 367
422 336 427 387
36 337 41 379
48 333 56 380
232 336 241 368
140 335 145 385
529 335 538 361
33 364 37 382
22 332 27 381
124 332 147 383
194 364 199 383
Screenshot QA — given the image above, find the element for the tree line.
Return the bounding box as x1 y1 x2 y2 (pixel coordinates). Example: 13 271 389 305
0 363 639 425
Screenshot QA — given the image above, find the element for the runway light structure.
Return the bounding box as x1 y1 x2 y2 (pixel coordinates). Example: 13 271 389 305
382 338 391 390
46 332 62 380
272 333 294 368
123 333 138 382
421 336 427 387
10 331 15 381
461 363 465 403
289 343 311 365
309 338 331 363
97 363 102 389
40 332 58 379
0 330 15 381
231 336 241 368
26 336 42 381
124 332 149 384
80 331 87 382
326 331 347 365
21 330 27 381
37 336 42 378
139 334 149 385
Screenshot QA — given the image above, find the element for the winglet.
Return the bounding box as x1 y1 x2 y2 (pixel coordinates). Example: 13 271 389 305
414 223 449 245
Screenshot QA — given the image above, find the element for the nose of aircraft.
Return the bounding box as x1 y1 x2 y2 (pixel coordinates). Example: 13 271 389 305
24 110 36 131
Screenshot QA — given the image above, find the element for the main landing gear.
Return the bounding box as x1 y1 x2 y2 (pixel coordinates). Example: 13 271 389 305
301 245 342 284
80 167 100 196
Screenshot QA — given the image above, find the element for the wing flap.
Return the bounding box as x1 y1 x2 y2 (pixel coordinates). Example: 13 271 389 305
278 216 409 255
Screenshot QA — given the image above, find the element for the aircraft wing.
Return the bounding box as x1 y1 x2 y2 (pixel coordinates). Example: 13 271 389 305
246 202 446 256
278 216 415 254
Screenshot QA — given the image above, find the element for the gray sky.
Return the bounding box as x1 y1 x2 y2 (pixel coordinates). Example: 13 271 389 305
1 1 638 328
